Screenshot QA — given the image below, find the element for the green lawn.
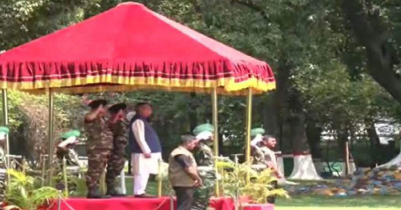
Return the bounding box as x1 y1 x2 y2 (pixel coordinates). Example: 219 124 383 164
109 178 401 209
275 195 401 209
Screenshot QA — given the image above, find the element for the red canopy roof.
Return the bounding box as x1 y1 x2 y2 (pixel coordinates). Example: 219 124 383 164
0 2 275 95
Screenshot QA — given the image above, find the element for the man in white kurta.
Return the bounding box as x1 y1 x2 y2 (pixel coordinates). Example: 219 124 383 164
128 103 162 198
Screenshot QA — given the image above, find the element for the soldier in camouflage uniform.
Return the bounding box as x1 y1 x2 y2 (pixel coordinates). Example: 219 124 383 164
192 123 216 210
84 99 113 199
56 130 81 168
105 103 128 196
250 128 267 167
0 127 9 201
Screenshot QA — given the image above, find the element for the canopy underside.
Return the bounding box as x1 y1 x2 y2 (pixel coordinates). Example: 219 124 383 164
2 76 275 96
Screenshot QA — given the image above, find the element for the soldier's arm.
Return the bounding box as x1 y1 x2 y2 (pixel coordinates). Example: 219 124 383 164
132 120 151 154
84 106 102 122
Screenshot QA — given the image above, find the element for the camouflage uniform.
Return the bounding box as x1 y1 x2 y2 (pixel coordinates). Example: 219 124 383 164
193 141 216 210
106 119 128 190
194 141 214 166
85 117 113 189
56 141 80 168
252 145 267 166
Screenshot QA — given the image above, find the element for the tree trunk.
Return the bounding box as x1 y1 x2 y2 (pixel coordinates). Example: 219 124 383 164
366 121 382 167
263 97 277 136
305 118 322 159
288 112 322 180
263 60 291 152
290 113 310 154
344 140 350 175
335 125 357 176
341 0 401 104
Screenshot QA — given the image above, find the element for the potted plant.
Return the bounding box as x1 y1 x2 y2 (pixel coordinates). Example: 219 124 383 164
217 159 289 210
3 169 61 210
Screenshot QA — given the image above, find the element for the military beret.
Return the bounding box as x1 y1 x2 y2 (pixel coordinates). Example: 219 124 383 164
251 128 265 137
193 123 214 136
61 130 81 139
0 127 9 134
108 103 127 114
88 99 107 109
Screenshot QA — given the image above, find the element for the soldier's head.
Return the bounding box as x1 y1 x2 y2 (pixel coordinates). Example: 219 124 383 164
88 99 108 117
262 135 277 149
193 123 214 142
180 134 197 151
108 103 127 120
135 102 153 118
0 127 9 148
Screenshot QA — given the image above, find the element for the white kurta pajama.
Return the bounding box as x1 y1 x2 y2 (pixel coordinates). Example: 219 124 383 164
131 120 161 195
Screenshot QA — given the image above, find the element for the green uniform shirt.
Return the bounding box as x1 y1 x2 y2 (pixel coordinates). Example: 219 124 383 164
85 117 113 150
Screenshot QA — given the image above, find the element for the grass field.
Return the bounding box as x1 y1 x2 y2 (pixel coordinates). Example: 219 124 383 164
275 195 401 209
121 178 401 209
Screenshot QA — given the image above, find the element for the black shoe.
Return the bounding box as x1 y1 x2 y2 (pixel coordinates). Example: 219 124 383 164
87 186 111 199
134 193 156 198
106 188 127 197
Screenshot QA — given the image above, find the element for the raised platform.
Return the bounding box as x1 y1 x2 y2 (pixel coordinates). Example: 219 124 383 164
45 197 235 210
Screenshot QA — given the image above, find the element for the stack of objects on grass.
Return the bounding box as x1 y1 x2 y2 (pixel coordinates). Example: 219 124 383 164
285 163 401 197
345 164 401 196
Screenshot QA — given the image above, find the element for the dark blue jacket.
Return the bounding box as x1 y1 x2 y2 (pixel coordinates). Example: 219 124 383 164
129 114 161 153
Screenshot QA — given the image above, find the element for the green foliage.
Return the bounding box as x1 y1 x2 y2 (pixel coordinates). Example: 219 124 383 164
0 91 86 164
156 161 173 195
296 61 399 128
217 159 289 204
67 176 88 197
1 0 401 167
0 0 99 50
5 169 61 210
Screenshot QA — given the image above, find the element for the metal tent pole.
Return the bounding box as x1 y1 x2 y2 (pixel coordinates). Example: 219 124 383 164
157 159 163 197
120 169 126 194
211 87 220 196
245 88 253 183
47 88 55 186
62 157 68 197
2 89 10 181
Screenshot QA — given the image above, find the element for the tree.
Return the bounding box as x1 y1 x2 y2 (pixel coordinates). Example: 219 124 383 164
340 0 401 104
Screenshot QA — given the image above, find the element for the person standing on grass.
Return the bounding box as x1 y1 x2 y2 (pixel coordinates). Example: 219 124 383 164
129 102 162 198
169 135 202 210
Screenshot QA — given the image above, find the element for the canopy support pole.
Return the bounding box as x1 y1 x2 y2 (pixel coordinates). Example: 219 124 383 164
211 87 220 197
2 89 10 181
245 88 253 183
47 89 55 186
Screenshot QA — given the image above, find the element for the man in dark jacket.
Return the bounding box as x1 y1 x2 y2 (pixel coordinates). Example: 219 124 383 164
129 102 162 197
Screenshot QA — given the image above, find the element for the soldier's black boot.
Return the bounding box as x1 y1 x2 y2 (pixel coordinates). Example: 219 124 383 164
87 186 110 199
106 185 126 197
